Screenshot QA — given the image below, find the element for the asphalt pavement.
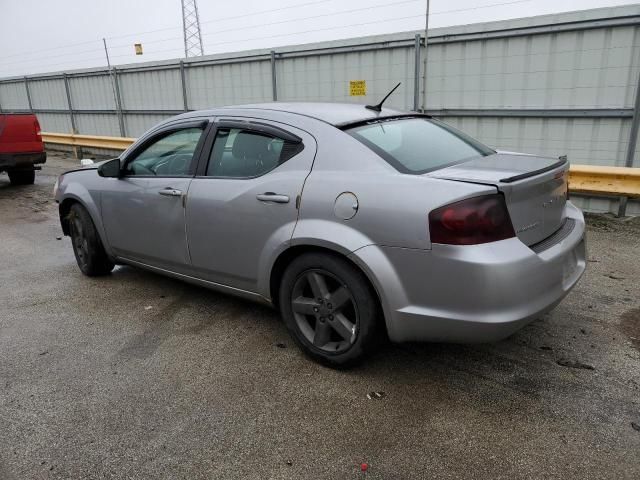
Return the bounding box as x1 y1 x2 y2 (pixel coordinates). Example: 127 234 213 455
1 153 639 479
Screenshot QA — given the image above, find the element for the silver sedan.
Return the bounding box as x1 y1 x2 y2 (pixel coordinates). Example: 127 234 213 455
54 103 586 367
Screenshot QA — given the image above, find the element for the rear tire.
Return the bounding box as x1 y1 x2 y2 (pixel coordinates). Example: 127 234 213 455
68 203 114 276
8 169 35 185
279 252 380 368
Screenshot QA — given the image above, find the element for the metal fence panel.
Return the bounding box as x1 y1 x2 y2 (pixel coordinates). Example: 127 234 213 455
119 68 183 110
35 112 72 133
277 46 416 109
74 113 121 137
185 60 272 109
439 116 630 166
426 25 640 110
0 81 28 110
123 113 175 137
28 78 67 110
68 74 116 110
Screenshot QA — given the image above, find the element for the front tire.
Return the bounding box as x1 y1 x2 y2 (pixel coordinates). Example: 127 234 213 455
279 253 380 368
8 169 35 185
68 203 114 276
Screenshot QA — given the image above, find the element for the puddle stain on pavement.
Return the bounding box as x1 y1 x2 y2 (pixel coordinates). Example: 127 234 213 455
620 307 640 350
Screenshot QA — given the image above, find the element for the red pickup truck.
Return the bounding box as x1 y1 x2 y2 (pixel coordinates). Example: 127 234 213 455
0 113 46 185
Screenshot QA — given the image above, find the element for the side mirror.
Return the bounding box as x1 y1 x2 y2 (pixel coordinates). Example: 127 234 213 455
97 158 122 178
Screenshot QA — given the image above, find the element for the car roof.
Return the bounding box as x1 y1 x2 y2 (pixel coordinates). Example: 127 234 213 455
178 102 409 127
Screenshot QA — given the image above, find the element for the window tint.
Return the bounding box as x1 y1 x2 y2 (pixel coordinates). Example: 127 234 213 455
347 118 494 174
206 127 302 178
124 127 203 176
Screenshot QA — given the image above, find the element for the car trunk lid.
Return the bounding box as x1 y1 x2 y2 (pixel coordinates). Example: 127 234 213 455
426 152 569 246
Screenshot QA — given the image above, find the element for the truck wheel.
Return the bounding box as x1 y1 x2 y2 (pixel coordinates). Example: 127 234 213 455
68 203 114 276
8 169 35 185
279 252 381 368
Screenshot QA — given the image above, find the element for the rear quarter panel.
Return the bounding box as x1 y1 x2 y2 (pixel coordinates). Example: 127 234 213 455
294 127 497 251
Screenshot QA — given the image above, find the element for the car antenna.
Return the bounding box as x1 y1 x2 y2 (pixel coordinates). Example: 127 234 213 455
365 82 401 112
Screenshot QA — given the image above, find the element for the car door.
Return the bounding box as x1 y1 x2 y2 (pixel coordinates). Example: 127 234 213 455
101 120 209 271
185 118 316 292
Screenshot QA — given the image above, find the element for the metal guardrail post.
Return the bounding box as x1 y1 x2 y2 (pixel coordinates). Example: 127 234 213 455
63 74 77 133
179 61 189 111
619 67 640 217
63 73 82 159
24 76 33 112
270 50 278 101
421 0 430 112
413 34 421 111
112 67 126 137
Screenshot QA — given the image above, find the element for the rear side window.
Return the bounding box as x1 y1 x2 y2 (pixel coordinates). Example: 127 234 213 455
347 118 494 174
206 127 303 178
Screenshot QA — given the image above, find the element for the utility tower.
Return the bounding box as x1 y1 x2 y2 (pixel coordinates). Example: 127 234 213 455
181 0 204 57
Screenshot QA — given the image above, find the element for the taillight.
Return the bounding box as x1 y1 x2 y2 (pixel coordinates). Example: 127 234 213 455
34 119 42 142
429 194 515 245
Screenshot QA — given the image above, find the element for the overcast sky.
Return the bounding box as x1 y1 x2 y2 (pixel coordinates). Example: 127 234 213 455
0 0 636 77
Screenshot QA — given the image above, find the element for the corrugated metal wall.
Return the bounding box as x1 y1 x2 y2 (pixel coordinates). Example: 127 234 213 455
68 74 116 110
0 80 29 109
1 5 639 214
187 60 273 108
277 47 417 108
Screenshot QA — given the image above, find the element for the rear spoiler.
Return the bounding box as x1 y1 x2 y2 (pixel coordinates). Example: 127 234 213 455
336 113 432 130
500 157 568 183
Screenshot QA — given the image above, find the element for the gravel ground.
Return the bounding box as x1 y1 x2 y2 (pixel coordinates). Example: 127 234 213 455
1 153 639 479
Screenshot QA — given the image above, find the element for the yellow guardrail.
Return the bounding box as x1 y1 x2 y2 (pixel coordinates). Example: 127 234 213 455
42 132 640 198
42 132 135 151
569 164 640 197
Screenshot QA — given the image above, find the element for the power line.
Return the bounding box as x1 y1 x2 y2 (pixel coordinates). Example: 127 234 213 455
99 0 339 41
0 49 187 76
0 0 531 64
198 0 336 27
0 39 105 61
109 0 529 51
0 0 337 61
0 44 105 67
0 0 416 66
199 0 531 49
202 14 426 50
0 0 532 74
108 0 422 50
200 0 423 39
431 0 530 16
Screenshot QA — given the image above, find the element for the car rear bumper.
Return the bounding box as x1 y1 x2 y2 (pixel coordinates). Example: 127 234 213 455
0 151 46 171
350 201 586 343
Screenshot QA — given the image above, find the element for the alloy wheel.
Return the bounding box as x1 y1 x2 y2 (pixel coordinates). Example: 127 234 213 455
70 214 89 267
290 269 359 353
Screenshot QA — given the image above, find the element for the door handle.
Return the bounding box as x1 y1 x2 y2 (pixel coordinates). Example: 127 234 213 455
256 192 290 203
159 188 183 197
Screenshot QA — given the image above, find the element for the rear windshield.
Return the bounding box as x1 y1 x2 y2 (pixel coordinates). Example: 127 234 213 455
346 117 494 174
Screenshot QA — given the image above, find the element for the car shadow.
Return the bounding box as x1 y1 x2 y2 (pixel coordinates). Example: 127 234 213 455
100 264 562 402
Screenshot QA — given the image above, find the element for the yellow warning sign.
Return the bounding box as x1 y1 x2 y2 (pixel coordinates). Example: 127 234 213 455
349 80 367 96
134 43 143 55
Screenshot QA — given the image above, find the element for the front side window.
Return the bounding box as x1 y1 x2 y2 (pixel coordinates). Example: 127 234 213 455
206 127 302 178
124 127 203 176
347 118 494 174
